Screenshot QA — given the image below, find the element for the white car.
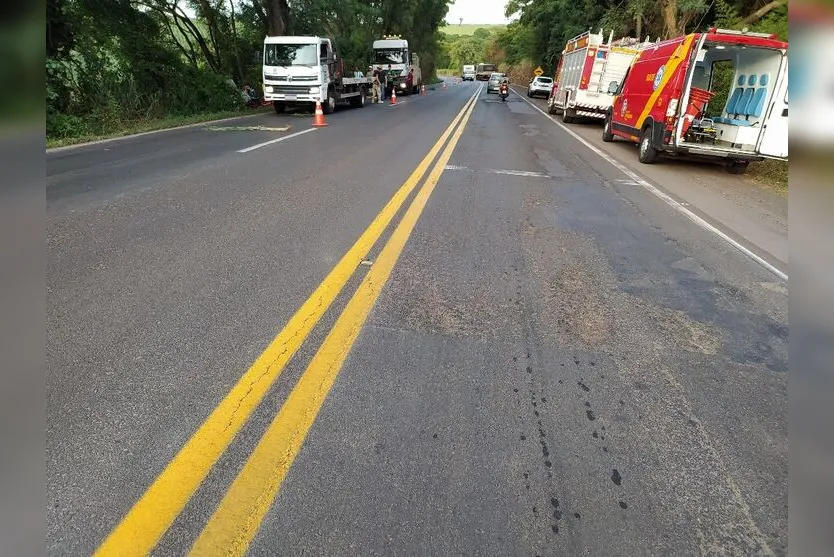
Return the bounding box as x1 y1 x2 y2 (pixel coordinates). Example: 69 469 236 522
527 76 553 98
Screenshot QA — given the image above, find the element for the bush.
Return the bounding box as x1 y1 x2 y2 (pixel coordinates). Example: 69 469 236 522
166 68 245 115
46 113 89 139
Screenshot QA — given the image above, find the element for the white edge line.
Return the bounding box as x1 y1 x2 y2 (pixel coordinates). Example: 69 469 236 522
47 111 268 154
237 127 318 153
511 87 788 283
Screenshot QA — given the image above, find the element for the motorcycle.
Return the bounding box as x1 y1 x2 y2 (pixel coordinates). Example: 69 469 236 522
499 83 509 102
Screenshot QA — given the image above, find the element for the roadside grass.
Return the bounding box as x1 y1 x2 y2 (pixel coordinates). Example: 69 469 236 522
46 108 270 149
747 159 788 194
440 23 506 36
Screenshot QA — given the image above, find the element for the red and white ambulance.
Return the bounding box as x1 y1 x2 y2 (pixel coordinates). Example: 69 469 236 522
547 30 652 122
604 28 788 173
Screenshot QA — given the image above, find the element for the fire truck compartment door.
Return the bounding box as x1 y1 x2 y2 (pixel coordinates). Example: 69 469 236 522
756 55 788 159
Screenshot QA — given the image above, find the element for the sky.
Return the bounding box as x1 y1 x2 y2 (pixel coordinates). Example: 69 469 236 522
444 0 512 25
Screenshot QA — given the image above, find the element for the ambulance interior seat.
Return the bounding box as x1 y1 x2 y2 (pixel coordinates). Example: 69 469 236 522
713 73 770 126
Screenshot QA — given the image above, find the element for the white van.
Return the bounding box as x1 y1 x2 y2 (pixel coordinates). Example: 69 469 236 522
462 64 475 81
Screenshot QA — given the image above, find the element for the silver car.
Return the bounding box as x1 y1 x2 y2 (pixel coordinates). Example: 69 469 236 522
527 76 553 98
487 72 507 94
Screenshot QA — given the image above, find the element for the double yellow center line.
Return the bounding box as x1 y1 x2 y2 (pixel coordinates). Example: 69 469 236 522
95 85 482 557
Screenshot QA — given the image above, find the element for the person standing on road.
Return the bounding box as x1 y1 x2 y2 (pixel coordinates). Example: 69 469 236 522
386 64 394 97
378 65 386 101
372 69 381 104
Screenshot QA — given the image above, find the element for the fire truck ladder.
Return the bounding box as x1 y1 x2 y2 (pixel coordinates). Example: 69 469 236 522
586 29 614 93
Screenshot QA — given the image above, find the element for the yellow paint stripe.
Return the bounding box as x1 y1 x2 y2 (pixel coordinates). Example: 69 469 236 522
635 34 696 129
187 87 482 557
93 89 481 557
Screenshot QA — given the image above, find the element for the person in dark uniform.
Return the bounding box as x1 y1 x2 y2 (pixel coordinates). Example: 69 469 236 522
379 65 387 100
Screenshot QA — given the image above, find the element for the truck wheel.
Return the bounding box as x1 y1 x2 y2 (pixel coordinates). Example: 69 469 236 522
547 98 558 115
726 160 749 174
638 126 659 164
602 113 614 142
273 102 285 114
350 89 366 108
562 108 575 124
322 89 336 115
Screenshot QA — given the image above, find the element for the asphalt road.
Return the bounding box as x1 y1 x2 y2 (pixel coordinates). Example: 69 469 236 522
47 80 788 556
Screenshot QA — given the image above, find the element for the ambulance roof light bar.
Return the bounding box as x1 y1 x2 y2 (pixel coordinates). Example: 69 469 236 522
709 27 778 39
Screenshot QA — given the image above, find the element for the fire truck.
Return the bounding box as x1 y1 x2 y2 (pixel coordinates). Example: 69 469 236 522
547 30 652 123
604 28 788 173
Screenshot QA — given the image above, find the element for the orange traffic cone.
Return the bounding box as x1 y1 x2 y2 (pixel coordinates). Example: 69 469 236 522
312 100 328 127
442 81 447 91
390 88 397 105
421 84 426 95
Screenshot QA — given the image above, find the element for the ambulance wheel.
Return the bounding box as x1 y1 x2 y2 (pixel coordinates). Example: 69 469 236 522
273 102 285 114
638 126 658 164
602 113 614 142
562 108 576 124
726 160 749 175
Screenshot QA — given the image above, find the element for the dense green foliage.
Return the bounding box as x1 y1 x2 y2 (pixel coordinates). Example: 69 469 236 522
47 0 451 141
436 0 786 78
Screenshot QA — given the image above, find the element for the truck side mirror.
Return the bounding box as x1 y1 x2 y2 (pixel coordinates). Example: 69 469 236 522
607 81 619 94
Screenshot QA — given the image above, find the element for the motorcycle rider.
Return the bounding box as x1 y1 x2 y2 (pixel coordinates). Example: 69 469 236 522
499 76 510 100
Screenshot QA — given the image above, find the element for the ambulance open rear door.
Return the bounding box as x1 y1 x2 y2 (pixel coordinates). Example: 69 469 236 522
756 54 788 159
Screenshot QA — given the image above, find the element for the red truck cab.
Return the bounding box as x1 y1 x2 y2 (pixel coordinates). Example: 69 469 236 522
604 28 788 173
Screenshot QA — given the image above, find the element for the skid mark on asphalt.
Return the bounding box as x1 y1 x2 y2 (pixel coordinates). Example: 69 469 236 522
521 218 779 555
507 208 583 548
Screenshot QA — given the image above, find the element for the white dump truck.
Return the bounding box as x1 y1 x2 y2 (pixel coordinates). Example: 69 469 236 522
371 36 422 95
262 35 370 114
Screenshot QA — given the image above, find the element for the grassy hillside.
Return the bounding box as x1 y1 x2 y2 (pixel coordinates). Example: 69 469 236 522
439 23 506 36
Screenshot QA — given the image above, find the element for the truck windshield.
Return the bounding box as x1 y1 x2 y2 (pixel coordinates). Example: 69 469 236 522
264 44 318 67
374 49 405 65
477 64 496 72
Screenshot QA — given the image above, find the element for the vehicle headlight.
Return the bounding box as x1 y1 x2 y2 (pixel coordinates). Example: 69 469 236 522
399 82 407 89
309 86 320 94
264 86 273 93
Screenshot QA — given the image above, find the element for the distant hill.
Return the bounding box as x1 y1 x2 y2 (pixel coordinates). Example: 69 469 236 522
439 23 506 36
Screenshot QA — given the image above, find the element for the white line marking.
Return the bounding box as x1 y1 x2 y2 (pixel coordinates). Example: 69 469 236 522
489 169 548 178
443 165 549 178
512 88 788 282
237 127 318 153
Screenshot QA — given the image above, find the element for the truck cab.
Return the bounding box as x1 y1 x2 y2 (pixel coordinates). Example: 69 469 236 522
372 36 422 95
263 35 368 114
476 63 497 81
